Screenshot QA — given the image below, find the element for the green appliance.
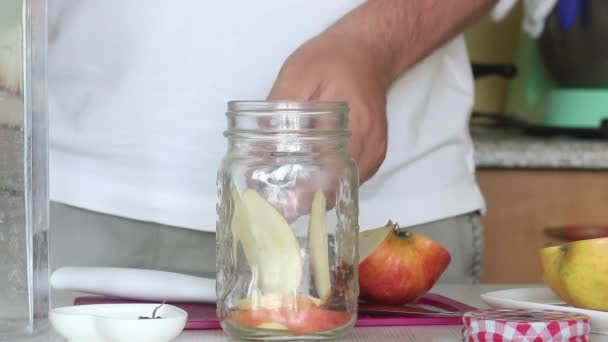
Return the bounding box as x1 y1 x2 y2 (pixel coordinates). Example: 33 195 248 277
505 2 608 132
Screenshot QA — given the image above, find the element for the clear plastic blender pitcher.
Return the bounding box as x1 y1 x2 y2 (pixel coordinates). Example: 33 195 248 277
0 0 49 338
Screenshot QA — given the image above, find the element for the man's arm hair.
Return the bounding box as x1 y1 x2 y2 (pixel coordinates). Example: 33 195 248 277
326 0 497 86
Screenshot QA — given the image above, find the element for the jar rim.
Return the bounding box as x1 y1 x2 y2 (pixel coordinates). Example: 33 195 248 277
227 100 349 114
225 100 350 137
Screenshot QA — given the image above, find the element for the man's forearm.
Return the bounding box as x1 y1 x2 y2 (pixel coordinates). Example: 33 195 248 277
327 0 496 86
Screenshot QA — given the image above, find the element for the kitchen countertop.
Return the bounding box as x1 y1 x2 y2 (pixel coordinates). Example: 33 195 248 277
4 90 608 172
472 127 608 169
3 105 608 171
26 284 608 341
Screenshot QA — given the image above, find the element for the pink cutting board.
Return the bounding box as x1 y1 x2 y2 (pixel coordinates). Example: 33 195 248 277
74 293 475 330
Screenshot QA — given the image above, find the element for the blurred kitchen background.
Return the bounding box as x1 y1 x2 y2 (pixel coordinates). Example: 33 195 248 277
465 3 608 284
2 1 608 286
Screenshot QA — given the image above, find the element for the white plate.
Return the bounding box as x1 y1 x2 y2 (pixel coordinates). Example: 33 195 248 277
481 287 608 334
50 303 187 342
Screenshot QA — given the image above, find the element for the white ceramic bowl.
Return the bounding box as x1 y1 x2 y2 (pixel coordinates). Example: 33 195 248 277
50 303 187 342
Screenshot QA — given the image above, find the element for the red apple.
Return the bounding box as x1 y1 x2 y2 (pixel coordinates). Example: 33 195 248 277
358 221 451 304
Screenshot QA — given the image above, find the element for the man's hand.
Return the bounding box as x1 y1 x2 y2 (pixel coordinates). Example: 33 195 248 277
268 0 495 184
268 32 389 184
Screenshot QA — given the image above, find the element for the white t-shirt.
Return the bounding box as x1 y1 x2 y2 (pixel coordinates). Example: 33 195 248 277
48 0 485 232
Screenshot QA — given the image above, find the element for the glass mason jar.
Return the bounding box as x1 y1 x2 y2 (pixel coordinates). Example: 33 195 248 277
216 101 359 340
0 0 49 339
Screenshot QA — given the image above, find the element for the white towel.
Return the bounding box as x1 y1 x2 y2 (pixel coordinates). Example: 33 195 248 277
492 0 559 38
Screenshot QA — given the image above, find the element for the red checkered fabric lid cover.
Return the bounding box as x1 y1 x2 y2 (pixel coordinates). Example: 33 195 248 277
463 308 590 341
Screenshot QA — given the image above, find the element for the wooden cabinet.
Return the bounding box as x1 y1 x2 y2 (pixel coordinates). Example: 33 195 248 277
477 169 608 283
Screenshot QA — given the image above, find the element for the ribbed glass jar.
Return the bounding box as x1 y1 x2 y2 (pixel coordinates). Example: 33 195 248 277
216 101 359 340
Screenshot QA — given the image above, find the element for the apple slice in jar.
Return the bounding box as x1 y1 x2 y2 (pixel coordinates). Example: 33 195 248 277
230 187 258 266
256 322 288 330
230 305 352 335
241 189 302 294
230 187 265 298
229 294 352 335
308 190 332 301
236 293 324 310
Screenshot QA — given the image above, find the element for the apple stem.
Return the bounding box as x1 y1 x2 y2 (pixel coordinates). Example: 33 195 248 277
152 300 166 319
392 222 412 239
